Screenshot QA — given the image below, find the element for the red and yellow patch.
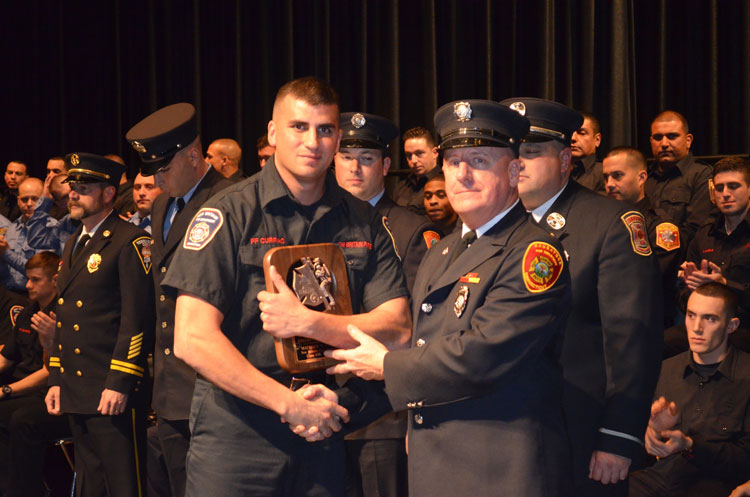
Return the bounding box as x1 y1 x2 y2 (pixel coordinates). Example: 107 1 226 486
655 222 680 252
9 305 23 327
522 242 564 293
423 230 440 248
459 272 481 284
621 211 652 256
708 179 715 205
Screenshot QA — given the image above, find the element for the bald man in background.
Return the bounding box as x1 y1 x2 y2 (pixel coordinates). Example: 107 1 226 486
645 111 715 245
206 138 243 181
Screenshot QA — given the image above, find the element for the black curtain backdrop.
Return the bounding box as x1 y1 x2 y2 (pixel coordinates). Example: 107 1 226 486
2 0 750 179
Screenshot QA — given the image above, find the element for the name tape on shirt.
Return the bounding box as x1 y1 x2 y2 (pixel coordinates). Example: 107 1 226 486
133 236 153 274
621 211 652 256
655 222 680 252
522 242 564 293
184 208 224 251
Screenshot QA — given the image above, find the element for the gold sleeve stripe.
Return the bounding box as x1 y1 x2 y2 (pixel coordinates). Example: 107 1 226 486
128 347 142 356
111 359 145 373
128 343 142 351
130 332 144 342
130 336 143 346
127 351 141 360
111 364 144 377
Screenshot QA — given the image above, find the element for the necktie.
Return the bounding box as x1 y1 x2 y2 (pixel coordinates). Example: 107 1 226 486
164 197 186 241
448 230 476 266
176 198 185 212
72 234 91 262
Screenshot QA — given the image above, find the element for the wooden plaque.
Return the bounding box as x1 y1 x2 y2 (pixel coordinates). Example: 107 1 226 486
263 243 352 373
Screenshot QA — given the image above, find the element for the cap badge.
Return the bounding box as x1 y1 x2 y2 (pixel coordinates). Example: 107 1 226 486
351 113 366 128
546 212 566 230
70 154 80 166
454 285 469 318
131 141 147 153
453 102 472 122
509 101 526 116
87 254 102 274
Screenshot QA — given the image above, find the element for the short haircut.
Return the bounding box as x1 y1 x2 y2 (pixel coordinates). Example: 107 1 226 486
257 133 270 150
273 77 340 114
403 127 436 148
578 111 601 135
49 156 64 162
693 282 739 318
26 250 61 278
652 110 690 134
7 161 27 172
104 154 126 166
712 156 750 184
605 146 647 171
426 172 445 184
211 138 242 164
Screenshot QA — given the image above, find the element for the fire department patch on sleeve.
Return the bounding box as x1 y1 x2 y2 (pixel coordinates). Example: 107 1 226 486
522 241 564 293
621 211 652 256
655 222 680 251
184 208 224 251
133 236 153 274
9 305 23 327
423 230 440 248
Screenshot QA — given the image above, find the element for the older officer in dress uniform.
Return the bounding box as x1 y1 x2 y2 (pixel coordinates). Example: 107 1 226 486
500 97 663 496
334 112 440 497
126 103 233 497
45 153 155 497
328 100 573 497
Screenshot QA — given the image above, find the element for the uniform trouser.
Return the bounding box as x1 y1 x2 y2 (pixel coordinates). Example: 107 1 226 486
345 439 408 497
0 392 70 497
146 425 171 497
154 416 190 497
68 408 146 497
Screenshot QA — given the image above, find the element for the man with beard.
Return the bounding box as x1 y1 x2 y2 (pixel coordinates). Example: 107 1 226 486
45 153 154 497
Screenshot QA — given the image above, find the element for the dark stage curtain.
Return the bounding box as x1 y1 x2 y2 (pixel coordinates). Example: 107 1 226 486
2 0 749 179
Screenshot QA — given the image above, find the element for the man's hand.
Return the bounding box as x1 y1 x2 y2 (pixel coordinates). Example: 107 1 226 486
258 265 314 339
684 259 726 289
97 389 128 416
730 480 750 497
649 396 680 432
588 451 631 485
325 325 388 380
281 385 349 442
45 386 62 415
31 310 57 353
43 172 54 200
0 237 8 258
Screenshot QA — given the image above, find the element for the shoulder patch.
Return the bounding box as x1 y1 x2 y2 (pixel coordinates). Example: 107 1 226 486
423 230 440 249
708 178 715 205
655 222 680 252
522 241 564 293
621 211 652 256
9 305 23 327
132 236 153 274
381 216 401 261
184 208 224 251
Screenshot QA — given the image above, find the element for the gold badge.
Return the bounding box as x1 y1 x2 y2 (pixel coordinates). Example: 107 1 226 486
102 230 111 238
509 101 526 116
454 285 469 318
131 141 147 153
351 113 366 128
70 154 80 166
546 212 566 230
87 254 102 273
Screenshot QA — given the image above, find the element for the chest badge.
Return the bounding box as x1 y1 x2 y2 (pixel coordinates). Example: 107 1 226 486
454 285 469 318
87 254 102 273
546 212 566 230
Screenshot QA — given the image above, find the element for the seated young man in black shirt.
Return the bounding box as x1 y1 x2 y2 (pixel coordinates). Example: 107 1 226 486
630 282 750 497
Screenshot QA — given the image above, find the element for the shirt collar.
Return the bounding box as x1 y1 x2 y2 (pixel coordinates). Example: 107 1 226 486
82 209 112 237
258 156 345 209
530 183 568 223
180 165 212 205
462 199 520 239
683 346 739 382
368 189 386 207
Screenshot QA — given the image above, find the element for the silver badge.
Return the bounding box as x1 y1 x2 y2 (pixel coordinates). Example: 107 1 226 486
131 141 147 153
454 285 469 318
509 101 526 116
351 113 366 128
453 102 472 122
546 212 566 230
442 247 450 256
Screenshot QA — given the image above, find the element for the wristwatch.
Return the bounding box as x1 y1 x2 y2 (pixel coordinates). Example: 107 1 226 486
1 385 11 399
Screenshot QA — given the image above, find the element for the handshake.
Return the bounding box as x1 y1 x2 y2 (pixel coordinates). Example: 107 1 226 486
281 383 350 442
